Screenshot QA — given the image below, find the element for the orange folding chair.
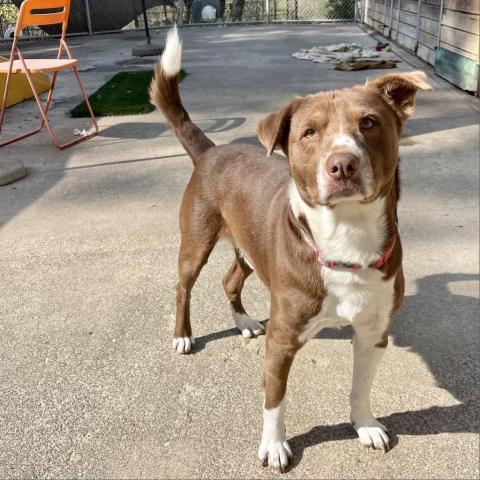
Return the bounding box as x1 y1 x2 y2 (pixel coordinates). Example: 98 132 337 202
0 0 98 150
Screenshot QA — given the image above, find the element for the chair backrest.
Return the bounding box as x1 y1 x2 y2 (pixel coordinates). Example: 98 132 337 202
15 0 70 38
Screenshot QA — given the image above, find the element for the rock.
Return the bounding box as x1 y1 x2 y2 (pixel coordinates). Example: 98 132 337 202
131 43 164 57
0 159 26 186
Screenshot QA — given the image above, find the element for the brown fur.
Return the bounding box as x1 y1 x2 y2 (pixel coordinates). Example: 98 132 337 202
149 64 214 162
150 64 431 466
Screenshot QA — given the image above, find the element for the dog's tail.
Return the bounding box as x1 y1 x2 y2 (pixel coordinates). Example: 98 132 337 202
149 26 214 164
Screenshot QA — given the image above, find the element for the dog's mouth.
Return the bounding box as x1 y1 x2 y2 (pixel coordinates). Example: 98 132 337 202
323 179 364 204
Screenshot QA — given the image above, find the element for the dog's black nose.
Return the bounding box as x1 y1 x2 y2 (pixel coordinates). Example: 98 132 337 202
326 153 360 180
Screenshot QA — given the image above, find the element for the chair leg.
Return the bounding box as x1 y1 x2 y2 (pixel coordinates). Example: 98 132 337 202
0 63 15 133
51 65 98 150
0 67 98 150
39 71 58 128
0 68 60 148
0 72 58 148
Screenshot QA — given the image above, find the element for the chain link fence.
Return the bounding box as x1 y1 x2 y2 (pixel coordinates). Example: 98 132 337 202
1 0 355 40
267 0 354 22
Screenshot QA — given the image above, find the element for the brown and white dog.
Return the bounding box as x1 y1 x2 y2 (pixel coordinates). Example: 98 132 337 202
150 27 431 472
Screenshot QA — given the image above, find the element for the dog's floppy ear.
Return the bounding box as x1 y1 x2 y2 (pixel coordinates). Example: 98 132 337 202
366 71 432 121
257 102 295 156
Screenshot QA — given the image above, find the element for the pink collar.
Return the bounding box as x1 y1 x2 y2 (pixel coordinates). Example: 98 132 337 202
300 227 397 270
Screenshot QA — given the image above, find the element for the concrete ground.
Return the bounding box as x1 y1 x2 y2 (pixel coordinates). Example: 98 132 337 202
0 25 478 479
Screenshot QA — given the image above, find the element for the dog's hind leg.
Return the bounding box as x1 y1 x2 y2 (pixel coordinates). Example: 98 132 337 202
173 194 219 354
222 251 265 338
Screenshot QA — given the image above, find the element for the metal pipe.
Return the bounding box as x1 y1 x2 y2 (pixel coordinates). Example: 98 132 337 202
140 0 150 44
84 0 93 35
178 0 185 26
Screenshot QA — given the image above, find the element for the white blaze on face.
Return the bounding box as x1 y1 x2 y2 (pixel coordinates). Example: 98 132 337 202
331 133 363 156
315 131 374 203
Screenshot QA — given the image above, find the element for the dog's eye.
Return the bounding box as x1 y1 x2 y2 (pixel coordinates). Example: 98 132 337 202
303 128 316 138
360 116 375 129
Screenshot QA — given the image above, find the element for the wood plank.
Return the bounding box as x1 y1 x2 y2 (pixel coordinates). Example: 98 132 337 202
417 43 436 64
397 31 418 49
399 0 419 14
398 19 418 37
424 0 441 5
435 46 479 92
440 24 480 55
399 9 418 25
439 40 479 61
419 16 439 36
374 11 385 23
442 8 479 35
419 29 438 48
420 3 440 20
443 0 480 14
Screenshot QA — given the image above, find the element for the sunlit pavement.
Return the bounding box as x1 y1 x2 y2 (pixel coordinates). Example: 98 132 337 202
0 25 478 478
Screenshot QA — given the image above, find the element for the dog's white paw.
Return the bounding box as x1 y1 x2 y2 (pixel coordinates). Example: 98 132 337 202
353 418 390 452
259 402 292 473
232 311 265 338
172 336 195 354
258 439 292 473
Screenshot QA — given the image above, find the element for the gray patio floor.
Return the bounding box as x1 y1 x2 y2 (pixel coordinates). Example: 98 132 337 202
0 25 478 479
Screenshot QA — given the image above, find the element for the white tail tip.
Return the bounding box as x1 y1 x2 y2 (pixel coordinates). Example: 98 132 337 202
161 25 182 77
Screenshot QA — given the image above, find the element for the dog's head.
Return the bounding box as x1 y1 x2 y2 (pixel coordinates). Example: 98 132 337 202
257 71 432 206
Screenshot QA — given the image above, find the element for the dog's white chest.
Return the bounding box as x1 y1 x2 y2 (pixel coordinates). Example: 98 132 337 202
299 268 394 343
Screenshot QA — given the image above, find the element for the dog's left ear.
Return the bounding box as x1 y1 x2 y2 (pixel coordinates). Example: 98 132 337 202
257 101 297 156
366 71 432 121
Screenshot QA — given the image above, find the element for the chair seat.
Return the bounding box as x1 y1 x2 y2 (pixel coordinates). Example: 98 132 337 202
0 58 77 73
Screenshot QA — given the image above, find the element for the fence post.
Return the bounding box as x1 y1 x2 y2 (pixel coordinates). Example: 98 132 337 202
265 0 270 23
84 0 93 35
396 0 402 40
383 0 388 34
436 0 444 48
388 0 394 37
178 0 184 26
415 0 422 53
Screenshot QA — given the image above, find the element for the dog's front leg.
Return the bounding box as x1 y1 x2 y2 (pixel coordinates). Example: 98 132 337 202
350 322 391 452
258 330 298 472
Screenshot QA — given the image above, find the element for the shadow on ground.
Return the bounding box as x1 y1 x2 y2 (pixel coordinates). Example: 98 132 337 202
404 112 479 138
99 117 245 140
0 116 246 229
194 271 480 469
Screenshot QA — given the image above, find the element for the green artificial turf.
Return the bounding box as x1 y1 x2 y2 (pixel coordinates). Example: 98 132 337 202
70 69 186 118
